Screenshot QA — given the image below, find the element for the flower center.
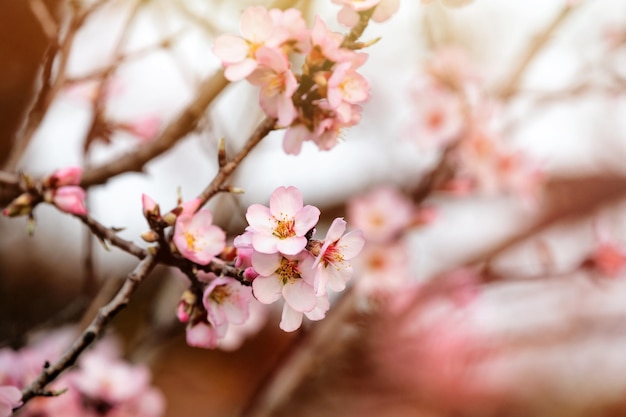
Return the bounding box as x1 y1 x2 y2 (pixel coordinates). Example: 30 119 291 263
273 218 296 239
209 285 232 304
277 258 302 284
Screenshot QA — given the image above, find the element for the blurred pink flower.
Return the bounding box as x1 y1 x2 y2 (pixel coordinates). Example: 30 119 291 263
213 6 288 81
347 186 414 243
0 385 22 417
126 115 161 143
44 166 83 188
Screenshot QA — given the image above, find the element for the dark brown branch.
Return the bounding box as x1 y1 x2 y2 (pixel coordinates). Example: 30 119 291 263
18 254 158 406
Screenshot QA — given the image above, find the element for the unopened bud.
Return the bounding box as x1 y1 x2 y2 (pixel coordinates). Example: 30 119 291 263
163 212 177 226
147 246 159 256
3 193 36 217
141 230 159 243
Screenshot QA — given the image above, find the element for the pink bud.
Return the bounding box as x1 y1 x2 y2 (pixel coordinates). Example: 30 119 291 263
141 194 159 218
45 166 83 187
53 186 87 215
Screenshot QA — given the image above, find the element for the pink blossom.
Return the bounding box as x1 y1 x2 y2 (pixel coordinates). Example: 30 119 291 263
333 0 399 27
247 46 298 126
354 241 412 294
312 217 365 295
186 321 224 349
44 166 82 187
71 352 150 404
218 299 268 351
326 62 370 109
406 82 463 148
203 276 253 327
212 6 289 81
252 251 318 331
48 186 87 216
126 115 161 143
173 209 226 265
309 17 345 64
245 186 320 255
347 186 414 243
0 385 22 417
281 293 330 332
268 8 310 54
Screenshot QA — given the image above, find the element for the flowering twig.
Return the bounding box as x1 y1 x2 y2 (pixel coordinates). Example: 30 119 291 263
18 253 158 407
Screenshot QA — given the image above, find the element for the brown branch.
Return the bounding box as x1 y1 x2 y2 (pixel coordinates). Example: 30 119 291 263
18 254 158 407
196 117 277 207
76 213 147 260
496 2 581 101
81 70 229 187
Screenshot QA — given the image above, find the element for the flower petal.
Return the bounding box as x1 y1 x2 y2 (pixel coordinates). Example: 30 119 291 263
282 279 316 312
252 276 283 304
269 186 303 219
280 304 303 332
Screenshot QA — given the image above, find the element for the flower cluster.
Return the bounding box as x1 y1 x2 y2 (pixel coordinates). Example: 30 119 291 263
212 5 397 155
0 328 164 417
235 186 364 332
176 273 254 349
406 47 544 204
2 166 87 219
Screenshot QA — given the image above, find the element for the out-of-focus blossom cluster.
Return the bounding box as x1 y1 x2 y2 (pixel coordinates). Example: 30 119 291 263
406 47 544 204
0 328 164 417
347 185 434 294
213 4 398 155
2 166 88 219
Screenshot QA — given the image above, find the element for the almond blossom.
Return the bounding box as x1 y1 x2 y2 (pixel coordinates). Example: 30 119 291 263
312 217 365 295
212 6 289 81
245 186 320 255
251 251 318 331
186 321 225 349
173 209 226 265
326 62 370 109
347 186 414 243
203 276 253 327
247 46 298 127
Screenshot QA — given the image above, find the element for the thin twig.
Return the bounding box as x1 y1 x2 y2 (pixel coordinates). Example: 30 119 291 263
196 117 277 207
18 254 158 406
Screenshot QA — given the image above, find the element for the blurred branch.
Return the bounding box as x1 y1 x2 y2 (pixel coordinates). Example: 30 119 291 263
81 70 229 187
466 175 626 267
3 0 110 171
496 2 581 101
17 254 158 407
